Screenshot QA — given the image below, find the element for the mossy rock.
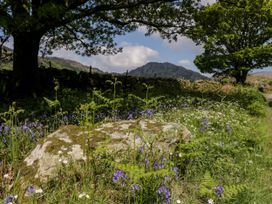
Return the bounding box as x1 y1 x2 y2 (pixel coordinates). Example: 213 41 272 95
19 119 191 193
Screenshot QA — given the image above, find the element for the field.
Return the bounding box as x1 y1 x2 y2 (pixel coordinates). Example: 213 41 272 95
0 75 272 204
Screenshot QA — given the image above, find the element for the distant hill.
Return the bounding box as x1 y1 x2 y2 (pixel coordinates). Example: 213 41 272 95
0 46 103 74
251 71 272 78
39 57 103 74
128 62 209 81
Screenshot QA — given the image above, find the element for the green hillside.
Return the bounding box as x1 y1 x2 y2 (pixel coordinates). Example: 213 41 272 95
0 48 103 74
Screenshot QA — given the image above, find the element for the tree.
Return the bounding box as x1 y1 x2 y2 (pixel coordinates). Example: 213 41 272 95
0 28 12 65
0 0 197 93
190 0 272 84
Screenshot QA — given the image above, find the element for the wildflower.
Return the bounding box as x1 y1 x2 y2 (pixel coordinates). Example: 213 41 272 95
62 159 68 165
78 192 90 199
35 188 43 194
112 169 127 185
199 117 209 133
172 167 179 178
208 198 214 204
178 153 182 158
157 186 171 204
144 159 149 167
4 195 17 204
132 184 140 192
214 185 224 197
176 199 181 204
139 146 144 154
140 109 155 118
127 111 134 120
22 124 29 131
27 186 35 193
153 161 164 170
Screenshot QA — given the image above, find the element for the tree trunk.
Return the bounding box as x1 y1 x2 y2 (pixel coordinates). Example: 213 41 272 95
13 32 41 94
234 70 248 84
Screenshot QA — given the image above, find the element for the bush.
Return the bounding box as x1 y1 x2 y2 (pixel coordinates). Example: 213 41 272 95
226 86 267 116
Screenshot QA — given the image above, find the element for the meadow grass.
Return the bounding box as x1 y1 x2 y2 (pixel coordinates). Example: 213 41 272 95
0 80 271 203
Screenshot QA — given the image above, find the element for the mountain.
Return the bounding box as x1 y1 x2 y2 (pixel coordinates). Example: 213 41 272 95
39 57 103 74
0 46 103 74
128 62 209 81
251 71 272 78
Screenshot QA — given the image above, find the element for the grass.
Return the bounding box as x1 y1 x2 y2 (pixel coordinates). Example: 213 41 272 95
0 78 271 203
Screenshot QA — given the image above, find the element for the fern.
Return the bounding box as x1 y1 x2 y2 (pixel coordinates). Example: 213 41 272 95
111 162 174 183
43 97 60 110
199 171 216 199
223 184 247 200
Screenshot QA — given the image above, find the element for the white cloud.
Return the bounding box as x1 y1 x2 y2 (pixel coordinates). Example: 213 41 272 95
52 49 89 65
52 43 160 73
177 59 192 67
137 27 203 55
90 43 159 72
163 36 203 54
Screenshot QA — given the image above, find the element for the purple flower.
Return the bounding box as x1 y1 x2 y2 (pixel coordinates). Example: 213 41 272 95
4 125 10 134
139 146 144 154
132 184 140 192
172 167 179 178
140 109 155 118
157 186 171 204
127 111 134 120
145 159 149 167
199 117 209 133
27 185 35 193
214 185 224 197
4 195 16 204
22 124 29 131
112 169 127 185
153 161 164 170
63 115 69 123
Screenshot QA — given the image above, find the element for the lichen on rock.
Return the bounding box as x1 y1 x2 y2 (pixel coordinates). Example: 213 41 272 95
19 119 191 191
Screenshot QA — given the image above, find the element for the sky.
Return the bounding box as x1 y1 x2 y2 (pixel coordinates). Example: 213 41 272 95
4 0 271 74
52 0 217 74
52 30 204 73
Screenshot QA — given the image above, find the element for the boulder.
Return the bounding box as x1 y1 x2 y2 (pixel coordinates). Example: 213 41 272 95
19 119 191 191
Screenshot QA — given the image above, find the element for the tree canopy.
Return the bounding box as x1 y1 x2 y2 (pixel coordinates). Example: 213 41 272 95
191 0 272 83
0 0 198 93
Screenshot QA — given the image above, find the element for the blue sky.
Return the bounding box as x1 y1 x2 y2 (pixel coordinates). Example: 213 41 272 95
51 0 271 74
53 29 204 73
53 0 217 74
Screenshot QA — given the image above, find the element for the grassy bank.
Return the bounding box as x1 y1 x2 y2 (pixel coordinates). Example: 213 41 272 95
0 79 271 203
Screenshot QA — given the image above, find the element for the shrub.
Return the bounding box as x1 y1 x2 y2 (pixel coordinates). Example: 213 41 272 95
226 86 266 115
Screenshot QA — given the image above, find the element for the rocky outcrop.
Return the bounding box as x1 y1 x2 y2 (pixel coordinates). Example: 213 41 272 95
19 119 191 191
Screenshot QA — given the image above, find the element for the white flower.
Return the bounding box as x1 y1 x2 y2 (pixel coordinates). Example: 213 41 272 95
208 198 214 204
58 158 62 162
4 173 9 179
62 160 68 164
58 150 63 154
79 192 89 199
178 153 182 158
35 188 43 194
176 199 181 203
